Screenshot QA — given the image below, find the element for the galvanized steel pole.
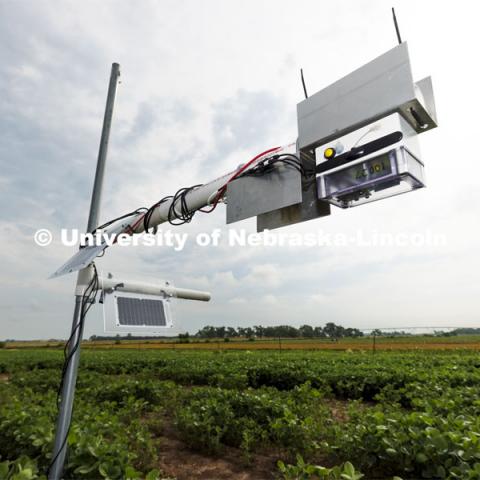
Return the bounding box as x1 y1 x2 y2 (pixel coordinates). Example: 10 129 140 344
49 62 120 480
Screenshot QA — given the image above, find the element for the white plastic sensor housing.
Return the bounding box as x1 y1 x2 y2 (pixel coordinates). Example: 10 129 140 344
316 113 425 209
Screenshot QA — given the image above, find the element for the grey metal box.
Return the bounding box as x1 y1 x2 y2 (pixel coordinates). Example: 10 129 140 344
297 42 437 151
226 163 302 224
257 181 330 232
256 152 330 231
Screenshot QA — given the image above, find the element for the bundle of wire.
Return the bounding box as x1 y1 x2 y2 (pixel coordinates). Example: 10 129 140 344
95 148 313 245
47 264 99 476
92 208 148 236
239 153 314 179
143 152 311 230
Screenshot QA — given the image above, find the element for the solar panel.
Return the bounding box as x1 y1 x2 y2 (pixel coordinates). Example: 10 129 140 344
49 244 107 278
102 289 177 334
117 297 167 327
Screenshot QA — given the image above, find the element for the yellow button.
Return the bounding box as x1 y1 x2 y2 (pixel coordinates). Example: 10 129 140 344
324 147 336 159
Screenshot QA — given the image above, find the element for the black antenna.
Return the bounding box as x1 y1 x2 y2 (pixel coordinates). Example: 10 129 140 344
392 7 402 45
300 68 308 99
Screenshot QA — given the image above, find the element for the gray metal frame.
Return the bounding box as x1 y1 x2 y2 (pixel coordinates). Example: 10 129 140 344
297 43 436 151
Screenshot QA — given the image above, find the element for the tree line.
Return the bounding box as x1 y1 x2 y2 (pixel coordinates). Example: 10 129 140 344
194 323 364 339
85 326 479 342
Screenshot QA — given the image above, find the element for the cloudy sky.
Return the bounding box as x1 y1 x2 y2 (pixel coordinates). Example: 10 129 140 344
1 0 479 340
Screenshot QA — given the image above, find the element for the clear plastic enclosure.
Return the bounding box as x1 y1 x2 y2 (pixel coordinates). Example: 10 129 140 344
317 147 425 209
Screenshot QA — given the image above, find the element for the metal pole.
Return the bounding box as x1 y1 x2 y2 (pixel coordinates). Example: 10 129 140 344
87 62 121 233
49 63 120 480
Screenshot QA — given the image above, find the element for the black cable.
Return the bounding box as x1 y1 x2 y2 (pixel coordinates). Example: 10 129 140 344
143 185 204 232
47 264 99 477
56 268 97 407
98 155 312 240
143 197 172 233
240 153 315 179
168 185 203 225
80 208 148 254
92 208 148 236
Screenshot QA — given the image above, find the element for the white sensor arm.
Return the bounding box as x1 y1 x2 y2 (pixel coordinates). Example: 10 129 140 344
98 276 211 301
50 145 293 279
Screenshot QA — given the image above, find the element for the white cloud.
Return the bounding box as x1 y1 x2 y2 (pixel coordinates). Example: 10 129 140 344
1 0 480 339
243 264 282 289
261 294 278 305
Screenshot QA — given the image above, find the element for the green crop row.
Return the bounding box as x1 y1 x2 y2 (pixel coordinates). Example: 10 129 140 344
1 349 480 479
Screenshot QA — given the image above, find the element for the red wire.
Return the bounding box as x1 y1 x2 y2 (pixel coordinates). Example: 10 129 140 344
120 146 282 231
205 146 281 211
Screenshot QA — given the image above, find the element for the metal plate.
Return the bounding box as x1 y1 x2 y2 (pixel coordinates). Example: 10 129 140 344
257 180 330 232
49 244 107 279
226 164 302 224
415 76 437 124
297 42 436 151
117 296 167 326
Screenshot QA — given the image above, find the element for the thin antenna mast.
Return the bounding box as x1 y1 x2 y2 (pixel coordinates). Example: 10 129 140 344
300 68 308 99
392 7 403 45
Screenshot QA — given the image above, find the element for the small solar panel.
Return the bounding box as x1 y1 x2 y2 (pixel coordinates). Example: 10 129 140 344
116 297 167 327
50 244 107 278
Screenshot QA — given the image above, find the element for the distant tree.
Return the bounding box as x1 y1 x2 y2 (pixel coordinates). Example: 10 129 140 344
299 325 314 338
313 326 325 338
237 327 246 337
214 326 225 338
344 328 364 338
178 332 190 343
274 325 299 338
324 322 342 340
450 328 479 335
196 326 217 338
254 325 265 338
244 327 255 339
226 327 237 338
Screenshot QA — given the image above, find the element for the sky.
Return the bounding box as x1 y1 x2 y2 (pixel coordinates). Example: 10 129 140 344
1 0 479 340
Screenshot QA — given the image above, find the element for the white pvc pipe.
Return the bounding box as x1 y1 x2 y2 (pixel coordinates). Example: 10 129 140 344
105 146 293 237
100 277 211 302
105 170 238 236
52 145 293 280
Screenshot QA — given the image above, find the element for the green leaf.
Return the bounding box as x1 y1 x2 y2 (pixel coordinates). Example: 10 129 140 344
98 463 109 478
145 469 160 480
12 468 34 480
74 462 99 475
0 462 10 479
416 453 428 463
344 462 355 476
